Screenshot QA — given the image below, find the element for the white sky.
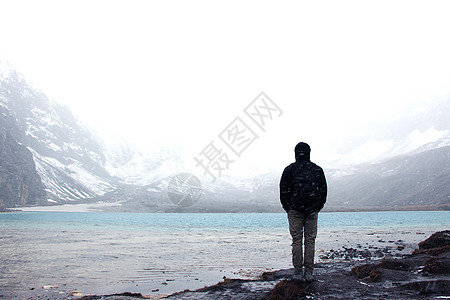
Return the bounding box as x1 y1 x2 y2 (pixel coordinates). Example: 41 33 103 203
1 0 450 173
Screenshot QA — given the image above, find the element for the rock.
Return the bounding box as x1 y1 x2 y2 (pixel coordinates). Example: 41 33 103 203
396 280 450 295
368 268 381 282
418 230 450 250
349 264 375 279
411 231 450 256
261 269 292 281
377 259 411 272
42 285 58 289
265 280 310 300
349 264 381 282
384 253 393 259
412 245 450 256
423 255 450 274
80 292 145 299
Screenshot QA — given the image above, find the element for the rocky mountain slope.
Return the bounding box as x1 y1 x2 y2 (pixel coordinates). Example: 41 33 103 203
0 125 45 210
325 143 450 211
0 60 117 207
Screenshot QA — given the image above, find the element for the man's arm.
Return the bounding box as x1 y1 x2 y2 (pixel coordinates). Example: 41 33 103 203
279 166 292 212
317 169 327 211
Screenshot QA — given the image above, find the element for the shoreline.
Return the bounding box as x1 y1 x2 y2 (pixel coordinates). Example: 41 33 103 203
5 231 448 299
9 204 450 213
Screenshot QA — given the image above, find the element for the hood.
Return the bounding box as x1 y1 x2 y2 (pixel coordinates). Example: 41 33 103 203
295 142 311 161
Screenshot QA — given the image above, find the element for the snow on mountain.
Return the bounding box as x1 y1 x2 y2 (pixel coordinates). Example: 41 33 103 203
0 59 15 82
330 139 394 166
326 96 450 168
106 150 181 186
380 127 450 158
413 135 450 153
101 135 188 186
0 61 116 204
329 127 449 167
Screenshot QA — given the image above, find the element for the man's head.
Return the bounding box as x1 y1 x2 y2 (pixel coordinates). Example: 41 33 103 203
295 142 311 161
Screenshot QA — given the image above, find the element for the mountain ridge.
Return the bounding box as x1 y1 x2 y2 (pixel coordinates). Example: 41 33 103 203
0 60 449 212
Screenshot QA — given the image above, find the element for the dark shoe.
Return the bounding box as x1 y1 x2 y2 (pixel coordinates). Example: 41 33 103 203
292 270 304 281
304 271 313 281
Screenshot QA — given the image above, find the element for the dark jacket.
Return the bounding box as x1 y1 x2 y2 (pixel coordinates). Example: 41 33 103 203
280 157 327 214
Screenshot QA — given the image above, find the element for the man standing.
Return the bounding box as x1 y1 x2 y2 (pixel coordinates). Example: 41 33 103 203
280 142 327 281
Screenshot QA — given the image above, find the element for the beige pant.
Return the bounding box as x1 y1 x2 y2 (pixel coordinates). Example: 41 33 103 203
288 210 318 273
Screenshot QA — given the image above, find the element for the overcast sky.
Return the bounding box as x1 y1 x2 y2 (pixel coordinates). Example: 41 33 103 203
1 0 450 173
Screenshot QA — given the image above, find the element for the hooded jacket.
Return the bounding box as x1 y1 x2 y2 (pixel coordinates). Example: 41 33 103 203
279 142 327 213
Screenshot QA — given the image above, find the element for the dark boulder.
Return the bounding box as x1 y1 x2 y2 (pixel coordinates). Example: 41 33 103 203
423 253 450 274
418 230 450 250
413 231 450 256
265 280 310 300
349 264 376 280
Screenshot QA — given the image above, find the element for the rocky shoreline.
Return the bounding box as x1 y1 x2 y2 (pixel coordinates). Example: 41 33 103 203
67 230 449 300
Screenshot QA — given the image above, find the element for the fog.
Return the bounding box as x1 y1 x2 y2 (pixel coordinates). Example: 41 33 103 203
1 0 450 175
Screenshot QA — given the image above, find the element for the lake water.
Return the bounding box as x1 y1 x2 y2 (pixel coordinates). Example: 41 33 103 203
0 211 449 298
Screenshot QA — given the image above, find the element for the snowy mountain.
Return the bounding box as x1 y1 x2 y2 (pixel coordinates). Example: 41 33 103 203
1 59 449 211
320 96 450 210
325 96 450 167
0 60 116 205
325 144 450 211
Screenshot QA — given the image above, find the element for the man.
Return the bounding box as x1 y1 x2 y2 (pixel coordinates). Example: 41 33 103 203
280 142 327 281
